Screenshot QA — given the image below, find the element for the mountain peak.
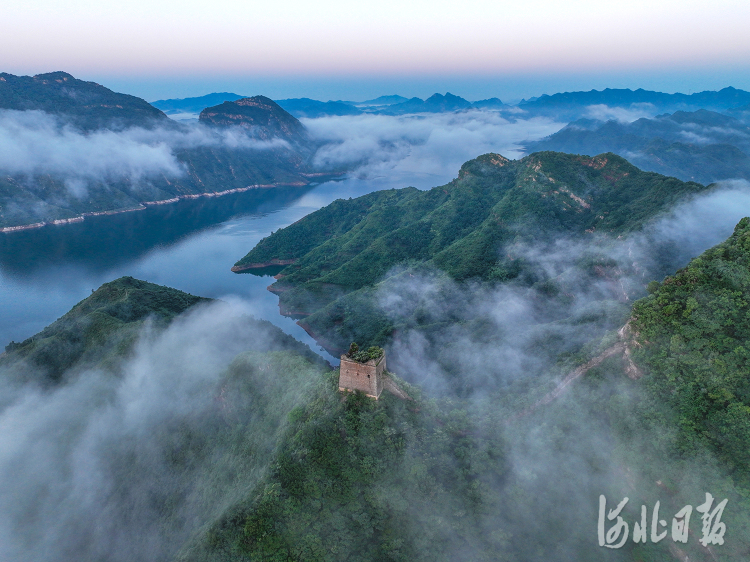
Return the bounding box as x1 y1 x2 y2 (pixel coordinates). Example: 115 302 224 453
199 96 308 142
34 71 76 82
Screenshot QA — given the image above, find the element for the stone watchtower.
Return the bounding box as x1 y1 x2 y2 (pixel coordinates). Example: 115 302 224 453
338 344 385 399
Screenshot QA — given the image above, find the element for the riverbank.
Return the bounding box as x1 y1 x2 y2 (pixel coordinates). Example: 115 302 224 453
230 258 297 273
0 177 342 234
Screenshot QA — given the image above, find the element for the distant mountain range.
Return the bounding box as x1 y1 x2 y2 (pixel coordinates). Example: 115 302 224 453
275 92 506 118
6 72 750 229
151 92 245 115
518 86 750 121
351 94 409 106
527 108 750 184
151 86 750 122
155 92 510 119
274 98 363 118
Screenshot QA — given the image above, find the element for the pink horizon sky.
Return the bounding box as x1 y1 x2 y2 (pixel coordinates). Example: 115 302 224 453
4 0 750 101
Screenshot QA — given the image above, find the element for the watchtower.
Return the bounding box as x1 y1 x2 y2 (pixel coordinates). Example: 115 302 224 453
339 345 385 399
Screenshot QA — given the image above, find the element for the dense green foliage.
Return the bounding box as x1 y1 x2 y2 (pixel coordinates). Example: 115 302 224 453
1 276 207 382
180 375 517 562
0 71 167 130
631 217 750 478
347 343 384 363
0 276 326 384
237 151 707 351
4 258 750 559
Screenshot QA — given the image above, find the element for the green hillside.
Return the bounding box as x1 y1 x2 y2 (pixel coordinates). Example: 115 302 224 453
192 219 750 562
0 276 324 384
3 252 750 559
0 71 167 130
200 96 310 145
630 217 750 476
1 276 207 382
178 378 517 562
195 219 750 562
0 277 332 561
235 151 708 352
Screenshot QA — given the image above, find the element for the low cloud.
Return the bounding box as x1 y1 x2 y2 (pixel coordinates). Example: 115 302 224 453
584 103 657 123
0 299 319 562
304 111 565 180
643 179 750 267
370 183 750 557
0 110 289 197
379 180 750 396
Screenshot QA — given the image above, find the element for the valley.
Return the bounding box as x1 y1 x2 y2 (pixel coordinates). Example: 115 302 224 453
2 75 750 561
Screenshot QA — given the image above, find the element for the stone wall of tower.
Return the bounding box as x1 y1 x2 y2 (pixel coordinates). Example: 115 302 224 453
338 353 385 398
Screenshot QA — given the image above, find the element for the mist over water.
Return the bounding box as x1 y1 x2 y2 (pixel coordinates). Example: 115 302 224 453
2 109 750 559
0 108 563 354
0 109 289 197
304 111 565 178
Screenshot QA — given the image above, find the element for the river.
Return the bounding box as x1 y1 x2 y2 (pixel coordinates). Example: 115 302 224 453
0 172 450 365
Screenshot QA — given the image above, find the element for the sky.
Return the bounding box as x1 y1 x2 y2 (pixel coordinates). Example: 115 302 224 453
3 0 750 102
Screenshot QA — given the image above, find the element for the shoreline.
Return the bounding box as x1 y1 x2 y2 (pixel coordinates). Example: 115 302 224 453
230 258 297 273
297 321 345 357
0 178 333 234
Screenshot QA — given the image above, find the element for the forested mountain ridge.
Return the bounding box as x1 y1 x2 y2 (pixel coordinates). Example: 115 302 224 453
234 151 709 352
199 96 311 145
0 277 332 562
189 221 750 561
0 71 168 130
1 277 209 383
3 248 750 560
0 276 326 385
0 77 329 230
630 217 750 476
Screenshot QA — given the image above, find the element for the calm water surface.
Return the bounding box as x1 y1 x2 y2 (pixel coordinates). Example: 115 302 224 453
0 172 448 364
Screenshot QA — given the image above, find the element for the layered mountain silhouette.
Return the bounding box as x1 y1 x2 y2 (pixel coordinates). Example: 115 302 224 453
0 71 168 130
527 109 750 183
151 92 245 115
275 98 363 118
518 86 750 120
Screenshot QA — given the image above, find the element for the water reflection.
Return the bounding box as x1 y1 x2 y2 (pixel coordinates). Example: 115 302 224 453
0 186 313 276
0 172 448 362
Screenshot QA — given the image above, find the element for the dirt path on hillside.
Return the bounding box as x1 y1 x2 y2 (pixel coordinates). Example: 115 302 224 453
517 321 641 418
